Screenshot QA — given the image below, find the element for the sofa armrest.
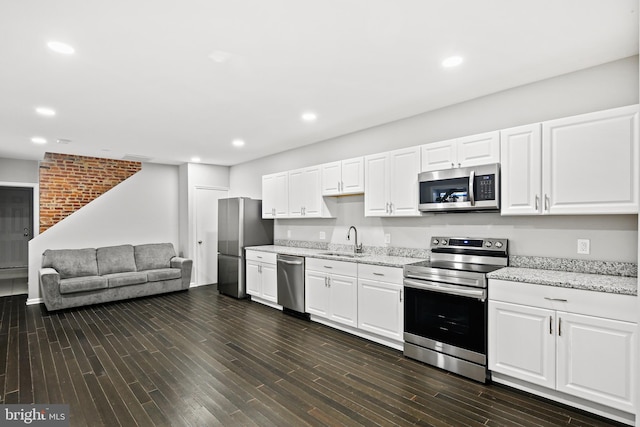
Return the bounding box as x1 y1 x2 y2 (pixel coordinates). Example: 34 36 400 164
171 257 193 288
39 268 61 305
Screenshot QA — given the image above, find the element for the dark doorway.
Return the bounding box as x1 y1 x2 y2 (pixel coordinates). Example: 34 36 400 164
0 186 33 269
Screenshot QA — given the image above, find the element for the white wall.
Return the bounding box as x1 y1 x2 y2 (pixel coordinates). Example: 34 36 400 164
28 162 180 303
0 157 38 183
229 56 639 262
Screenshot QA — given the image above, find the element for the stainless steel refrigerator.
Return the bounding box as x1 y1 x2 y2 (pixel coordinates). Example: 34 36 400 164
217 197 274 298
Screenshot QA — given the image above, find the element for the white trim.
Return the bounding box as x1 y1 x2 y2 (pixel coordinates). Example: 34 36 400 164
26 298 43 306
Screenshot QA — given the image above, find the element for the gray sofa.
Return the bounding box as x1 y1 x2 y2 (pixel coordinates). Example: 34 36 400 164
39 243 192 311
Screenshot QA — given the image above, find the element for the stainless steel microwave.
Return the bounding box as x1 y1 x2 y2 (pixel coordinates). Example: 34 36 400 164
418 163 500 212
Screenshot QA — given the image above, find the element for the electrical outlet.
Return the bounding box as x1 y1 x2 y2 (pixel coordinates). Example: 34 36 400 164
319 231 326 240
287 229 291 238
577 239 590 255
384 233 391 244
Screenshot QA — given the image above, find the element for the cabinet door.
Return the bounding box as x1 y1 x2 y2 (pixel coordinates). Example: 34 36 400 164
328 274 358 327
488 301 556 389
556 311 636 413
260 263 278 302
274 172 289 217
357 278 403 341
321 161 341 196
246 261 261 296
421 139 457 172
287 168 305 217
305 270 329 318
388 146 420 216
542 105 639 214
341 157 364 194
261 174 276 218
500 124 542 215
301 166 323 217
364 153 389 217
457 131 500 168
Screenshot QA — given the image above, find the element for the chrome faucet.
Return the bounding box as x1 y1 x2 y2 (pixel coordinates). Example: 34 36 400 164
347 226 363 254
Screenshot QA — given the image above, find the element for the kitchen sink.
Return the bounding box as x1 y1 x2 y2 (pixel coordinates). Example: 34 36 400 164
320 251 366 258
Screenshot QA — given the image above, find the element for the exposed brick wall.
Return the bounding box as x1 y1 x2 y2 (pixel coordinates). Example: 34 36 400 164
39 153 142 233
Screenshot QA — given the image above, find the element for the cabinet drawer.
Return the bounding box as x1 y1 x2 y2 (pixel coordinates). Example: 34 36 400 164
306 257 357 277
245 250 277 264
358 264 403 283
489 279 636 323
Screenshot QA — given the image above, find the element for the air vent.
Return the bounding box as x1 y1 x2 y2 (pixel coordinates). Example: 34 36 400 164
122 154 153 163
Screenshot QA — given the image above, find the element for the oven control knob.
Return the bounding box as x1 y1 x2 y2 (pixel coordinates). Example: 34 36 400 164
485 241 493 248
495 241 503 248
441 239 447 245
432 238 439 245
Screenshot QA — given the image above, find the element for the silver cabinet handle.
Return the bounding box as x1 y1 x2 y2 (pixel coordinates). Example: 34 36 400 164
323 265 333 269
341 181 344 192
327 276 331 287
385 202 389 214
544 194 550 211
389 202 393 213
558 317 562 336
399 290 402 302
373 272 384 276
324 276 328 286
549 316 553 335
535 195 539 211
468 169 475 206
451 162 454 168
544 297 567 302
457 163 461 168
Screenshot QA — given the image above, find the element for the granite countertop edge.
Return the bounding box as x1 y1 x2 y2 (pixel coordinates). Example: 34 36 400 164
245 245 424 268
487 267 638 296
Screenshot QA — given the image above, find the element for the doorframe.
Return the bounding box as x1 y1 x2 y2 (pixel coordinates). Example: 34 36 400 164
0 180 39 242
191 185 228 287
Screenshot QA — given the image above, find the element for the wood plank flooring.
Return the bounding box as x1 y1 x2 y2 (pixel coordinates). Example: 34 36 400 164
0 285 626 426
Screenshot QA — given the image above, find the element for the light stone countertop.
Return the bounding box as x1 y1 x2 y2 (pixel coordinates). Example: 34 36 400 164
487 267 638 296
245 245 425 268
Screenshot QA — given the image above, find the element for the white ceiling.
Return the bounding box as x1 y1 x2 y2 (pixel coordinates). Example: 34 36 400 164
0 0 638 166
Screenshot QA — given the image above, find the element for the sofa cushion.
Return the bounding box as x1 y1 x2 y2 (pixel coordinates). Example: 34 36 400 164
134 243 176 271
42 248 98 279
104 272 148 288
146 268 182 282
59 276 107 294
97 245 137 275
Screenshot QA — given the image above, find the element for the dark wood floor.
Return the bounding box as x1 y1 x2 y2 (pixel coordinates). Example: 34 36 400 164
0 285 626 427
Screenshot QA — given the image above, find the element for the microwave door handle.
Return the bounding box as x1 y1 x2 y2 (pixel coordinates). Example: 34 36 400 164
468 170 475 206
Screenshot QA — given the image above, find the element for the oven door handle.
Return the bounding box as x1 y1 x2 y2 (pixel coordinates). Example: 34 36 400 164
403 278 486 301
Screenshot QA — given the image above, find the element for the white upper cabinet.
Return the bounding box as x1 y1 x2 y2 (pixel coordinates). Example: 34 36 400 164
421 131 500 172
501 105 639 215
288 166 335 218
542 105 638 214
364 146 421 217
321 157 364 196
500 124 543 215
262 172 288 218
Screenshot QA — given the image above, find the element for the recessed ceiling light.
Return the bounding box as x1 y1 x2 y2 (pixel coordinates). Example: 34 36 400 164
35 107 56 116
191 157 201 163
232 139 245 147
31 137 47 144
442 56 464 68
56 138 71 144
47 41 75 55
301 112 317 122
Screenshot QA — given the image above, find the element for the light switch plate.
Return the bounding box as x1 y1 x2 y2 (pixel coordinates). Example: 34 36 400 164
384 233 391 244
287 230 291 238
319 231 326 240
577 239 590 254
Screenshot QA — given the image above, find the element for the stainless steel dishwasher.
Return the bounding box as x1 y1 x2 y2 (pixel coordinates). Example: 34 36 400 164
277 254 307 317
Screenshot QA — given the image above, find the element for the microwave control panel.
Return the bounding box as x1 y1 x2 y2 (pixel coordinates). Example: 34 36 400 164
475 174 495 201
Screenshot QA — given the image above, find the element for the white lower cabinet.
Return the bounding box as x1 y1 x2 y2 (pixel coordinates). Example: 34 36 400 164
245 251 278 304
357 264 403 343
489 279 636 422
305 258 358 328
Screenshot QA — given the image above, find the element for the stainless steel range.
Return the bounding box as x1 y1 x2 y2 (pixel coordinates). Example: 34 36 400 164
403 236 508 383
